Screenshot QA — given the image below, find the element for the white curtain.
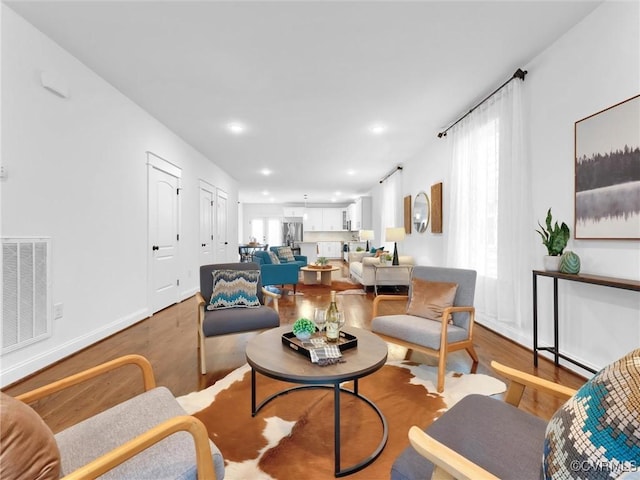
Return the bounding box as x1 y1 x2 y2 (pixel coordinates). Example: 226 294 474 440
445 80 533 328
381 170 402 244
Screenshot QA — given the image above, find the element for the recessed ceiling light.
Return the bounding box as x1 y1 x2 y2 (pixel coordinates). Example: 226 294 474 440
347 169 356 175
369 123 387 135
260 168 272 176
335 191 342 196
262 190 269 195
226 121 246 134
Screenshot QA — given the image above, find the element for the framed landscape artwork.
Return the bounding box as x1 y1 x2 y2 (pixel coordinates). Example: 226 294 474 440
574 94 640 239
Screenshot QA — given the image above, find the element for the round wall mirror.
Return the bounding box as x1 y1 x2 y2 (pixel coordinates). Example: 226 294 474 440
413 191 430 233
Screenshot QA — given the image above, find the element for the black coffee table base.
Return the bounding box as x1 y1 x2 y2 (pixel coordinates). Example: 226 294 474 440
251 368 389 477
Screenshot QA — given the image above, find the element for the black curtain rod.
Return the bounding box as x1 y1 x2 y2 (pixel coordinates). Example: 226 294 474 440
379 165 403 184
437 68 527 138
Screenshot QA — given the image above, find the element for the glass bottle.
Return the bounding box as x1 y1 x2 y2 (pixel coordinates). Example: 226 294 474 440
325 290 340 343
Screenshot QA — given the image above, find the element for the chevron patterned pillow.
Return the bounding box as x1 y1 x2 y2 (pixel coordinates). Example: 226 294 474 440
208 269 261 310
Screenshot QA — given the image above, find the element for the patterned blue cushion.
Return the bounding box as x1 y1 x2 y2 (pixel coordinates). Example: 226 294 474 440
208 270 260 310
543 348 640 479
276 246 295 263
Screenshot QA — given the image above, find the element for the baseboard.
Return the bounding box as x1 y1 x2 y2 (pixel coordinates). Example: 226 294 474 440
180 286 198 301
0 307 150 388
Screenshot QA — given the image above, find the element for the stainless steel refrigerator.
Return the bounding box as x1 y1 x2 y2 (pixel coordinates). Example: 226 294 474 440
282 222 303 247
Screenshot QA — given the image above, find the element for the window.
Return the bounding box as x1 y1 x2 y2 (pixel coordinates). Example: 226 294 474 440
445 80 532 327
250 218 282 247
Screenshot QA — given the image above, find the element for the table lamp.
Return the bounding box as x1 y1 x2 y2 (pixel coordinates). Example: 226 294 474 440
359 230 374 251
385 227 405 265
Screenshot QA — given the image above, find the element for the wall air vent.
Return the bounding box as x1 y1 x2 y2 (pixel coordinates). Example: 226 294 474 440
1 238 52 353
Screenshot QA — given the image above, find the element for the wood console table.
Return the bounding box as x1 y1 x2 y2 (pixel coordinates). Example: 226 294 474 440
532 270 640 373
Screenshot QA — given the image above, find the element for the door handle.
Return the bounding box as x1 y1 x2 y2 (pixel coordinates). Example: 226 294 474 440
202 243 206 247
152 245 159 251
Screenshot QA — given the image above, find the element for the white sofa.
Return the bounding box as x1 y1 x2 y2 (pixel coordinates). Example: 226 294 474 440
349 253 414 288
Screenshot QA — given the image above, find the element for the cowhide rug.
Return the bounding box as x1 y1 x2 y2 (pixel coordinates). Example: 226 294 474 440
178 361 506 480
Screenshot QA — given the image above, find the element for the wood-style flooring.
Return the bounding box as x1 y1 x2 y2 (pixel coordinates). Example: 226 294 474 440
3 261 586 434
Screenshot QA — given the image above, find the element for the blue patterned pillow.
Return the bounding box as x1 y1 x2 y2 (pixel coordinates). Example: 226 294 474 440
276 246 295 263
267 251 280 264
208 270 260 310
543 348 640 479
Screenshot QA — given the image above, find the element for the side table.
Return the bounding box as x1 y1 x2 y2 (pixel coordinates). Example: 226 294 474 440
371 264 413 295
301 265 340 285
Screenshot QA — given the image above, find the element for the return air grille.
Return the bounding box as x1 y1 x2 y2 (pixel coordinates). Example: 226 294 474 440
2 238 52 353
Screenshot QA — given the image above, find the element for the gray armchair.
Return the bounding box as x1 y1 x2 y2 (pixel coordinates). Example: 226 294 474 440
2 355 224 479
394 348 640 479
371 266 478 392
196 262 280 374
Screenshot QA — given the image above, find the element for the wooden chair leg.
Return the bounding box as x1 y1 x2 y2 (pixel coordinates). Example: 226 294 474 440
403 348 414 361
199 331 207 375
437 351 447 393
466 345 479 373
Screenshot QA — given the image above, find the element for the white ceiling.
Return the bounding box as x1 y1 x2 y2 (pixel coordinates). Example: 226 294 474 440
5 0 601 205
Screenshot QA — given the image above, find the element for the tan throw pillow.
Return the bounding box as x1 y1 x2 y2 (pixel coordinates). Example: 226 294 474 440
407 278 458 323
0 392 61 480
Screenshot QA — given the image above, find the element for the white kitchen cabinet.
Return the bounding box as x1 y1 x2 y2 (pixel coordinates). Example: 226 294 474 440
322 208 343 231
303 208 347 231
283 207 305 217
304 208 324 231
317 241 342 259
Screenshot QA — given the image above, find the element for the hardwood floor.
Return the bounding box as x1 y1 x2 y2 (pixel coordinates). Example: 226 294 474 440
3 261 586 434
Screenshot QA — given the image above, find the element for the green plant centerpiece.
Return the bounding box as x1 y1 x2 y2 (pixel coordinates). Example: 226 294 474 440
317 257 328 266
536 208 570 271
292 317 316 340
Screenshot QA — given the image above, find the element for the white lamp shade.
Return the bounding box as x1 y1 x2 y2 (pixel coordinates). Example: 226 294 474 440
385 227 405 242
359 230 374 241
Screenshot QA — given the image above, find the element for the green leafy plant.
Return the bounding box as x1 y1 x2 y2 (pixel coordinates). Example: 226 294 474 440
355 247 364 252
384 254 392 261
292 317 316 336
317 256 328 266
536 208 570 256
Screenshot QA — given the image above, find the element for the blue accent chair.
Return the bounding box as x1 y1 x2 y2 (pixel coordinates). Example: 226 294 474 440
252 250 301 293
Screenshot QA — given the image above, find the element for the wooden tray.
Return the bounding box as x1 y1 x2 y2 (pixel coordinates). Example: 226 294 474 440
307 265 333 270
281 331 358 360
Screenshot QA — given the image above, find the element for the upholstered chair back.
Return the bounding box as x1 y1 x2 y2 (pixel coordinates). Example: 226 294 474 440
410 266 477 331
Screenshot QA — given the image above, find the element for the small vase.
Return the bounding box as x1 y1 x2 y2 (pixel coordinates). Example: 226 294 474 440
295 331 312 341
543 255 562 272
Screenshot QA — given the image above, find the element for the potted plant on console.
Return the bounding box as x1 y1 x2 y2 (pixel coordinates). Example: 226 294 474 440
536 208 570 271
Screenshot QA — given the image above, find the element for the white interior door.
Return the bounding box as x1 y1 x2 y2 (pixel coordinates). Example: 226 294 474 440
148 159 180 313
216 189 228 261
200 184 214 266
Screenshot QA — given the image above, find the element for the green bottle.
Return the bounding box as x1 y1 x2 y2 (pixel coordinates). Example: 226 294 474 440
325 290 340 343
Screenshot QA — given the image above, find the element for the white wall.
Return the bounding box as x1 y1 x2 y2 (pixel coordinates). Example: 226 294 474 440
380 0 640 375
526 0 640 373
0 6 239 386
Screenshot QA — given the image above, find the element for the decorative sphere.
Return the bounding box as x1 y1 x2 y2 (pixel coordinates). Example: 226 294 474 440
560 251 580 274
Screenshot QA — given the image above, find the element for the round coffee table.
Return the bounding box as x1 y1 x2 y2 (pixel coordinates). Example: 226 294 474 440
245 326 388 477
300 265 340 285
